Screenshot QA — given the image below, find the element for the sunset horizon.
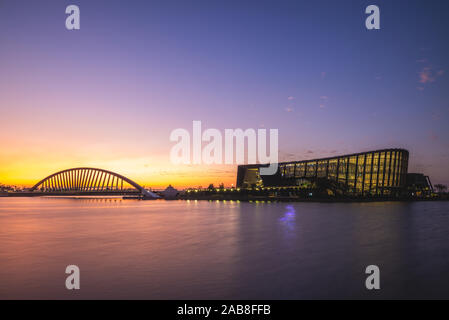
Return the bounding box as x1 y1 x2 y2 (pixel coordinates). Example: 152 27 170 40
1 1 448 190
1 0 449 304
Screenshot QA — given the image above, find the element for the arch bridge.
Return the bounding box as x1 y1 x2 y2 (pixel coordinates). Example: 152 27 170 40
30 168 158 198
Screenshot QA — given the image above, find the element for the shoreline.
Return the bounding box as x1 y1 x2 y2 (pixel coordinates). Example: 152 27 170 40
1 192 448 203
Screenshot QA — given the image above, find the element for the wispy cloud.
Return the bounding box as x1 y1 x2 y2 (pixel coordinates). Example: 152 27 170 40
321 72 326 79
287 96 295 101
416 58 428 63
416 56 444 89
285 107 294 113
431 111 440 121
319 96 328 109
419 67 435 84
429 131 438 141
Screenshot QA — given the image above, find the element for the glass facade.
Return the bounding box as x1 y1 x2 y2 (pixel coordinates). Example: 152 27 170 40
237 149 409 196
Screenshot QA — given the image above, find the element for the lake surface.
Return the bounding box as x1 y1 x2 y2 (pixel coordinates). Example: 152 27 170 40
0 197 448 299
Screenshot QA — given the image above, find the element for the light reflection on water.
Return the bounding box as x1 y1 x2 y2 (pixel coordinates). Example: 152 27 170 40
279 205 297 240
0 197 448 299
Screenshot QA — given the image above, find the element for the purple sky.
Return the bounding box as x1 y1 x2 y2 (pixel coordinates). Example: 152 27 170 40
0 0 448 187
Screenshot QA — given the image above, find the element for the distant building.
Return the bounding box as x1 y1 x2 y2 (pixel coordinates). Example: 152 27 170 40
161 185 179 199
406 173 433 196
237 148 433 197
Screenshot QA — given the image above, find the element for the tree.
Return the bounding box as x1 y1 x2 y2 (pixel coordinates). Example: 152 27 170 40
207 184 215 190
219 183 224 189
434 184 447 193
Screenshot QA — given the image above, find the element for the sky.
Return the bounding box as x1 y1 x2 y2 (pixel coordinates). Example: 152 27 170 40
0 0 448 188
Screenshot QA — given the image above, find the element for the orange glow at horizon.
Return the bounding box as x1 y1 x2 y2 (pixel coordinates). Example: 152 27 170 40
0 97 238 189
0 152 237 189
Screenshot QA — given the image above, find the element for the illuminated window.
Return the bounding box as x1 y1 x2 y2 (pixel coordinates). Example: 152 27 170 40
328 159 338 180
285 164 295 177
348 156 357 191
356 154 365 194
296 163 306 177
338 157 347 182
306 161 316 177
317 160 327 178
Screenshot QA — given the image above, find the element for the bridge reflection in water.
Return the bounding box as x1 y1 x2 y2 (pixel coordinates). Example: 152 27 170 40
29 167 158 199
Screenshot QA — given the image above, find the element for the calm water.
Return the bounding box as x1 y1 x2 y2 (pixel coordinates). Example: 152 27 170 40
0 197 448 299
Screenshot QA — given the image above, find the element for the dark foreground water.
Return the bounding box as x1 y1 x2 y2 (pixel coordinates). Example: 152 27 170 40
0 197 448 299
